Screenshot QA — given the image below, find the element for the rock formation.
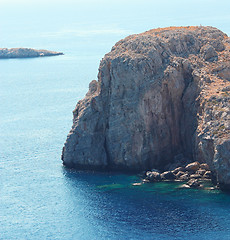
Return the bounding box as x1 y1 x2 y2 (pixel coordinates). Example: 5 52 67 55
62 26 230 189
142 161 214 189
0 48 63 58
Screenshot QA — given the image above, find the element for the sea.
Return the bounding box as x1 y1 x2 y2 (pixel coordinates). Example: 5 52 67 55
1 0 230 239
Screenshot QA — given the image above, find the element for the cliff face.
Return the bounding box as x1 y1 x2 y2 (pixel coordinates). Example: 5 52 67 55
62 26 230 189
0 48 63 58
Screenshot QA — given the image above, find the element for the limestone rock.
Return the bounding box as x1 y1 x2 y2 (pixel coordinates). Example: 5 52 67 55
0 48 63 58
62 26 230 189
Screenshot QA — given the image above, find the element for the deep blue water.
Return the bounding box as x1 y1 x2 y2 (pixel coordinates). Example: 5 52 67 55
1 0 230 239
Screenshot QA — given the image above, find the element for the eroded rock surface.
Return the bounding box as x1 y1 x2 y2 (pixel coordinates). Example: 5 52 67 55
62 26 230 189
0 48 63 58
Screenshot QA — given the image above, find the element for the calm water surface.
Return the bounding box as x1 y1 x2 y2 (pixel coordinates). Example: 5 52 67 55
1 0 230 239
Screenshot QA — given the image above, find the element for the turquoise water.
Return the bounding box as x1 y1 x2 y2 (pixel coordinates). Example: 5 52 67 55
1 0 230 239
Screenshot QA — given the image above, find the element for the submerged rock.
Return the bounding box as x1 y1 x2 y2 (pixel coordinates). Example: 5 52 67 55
0 48 63 58
62 26 230 189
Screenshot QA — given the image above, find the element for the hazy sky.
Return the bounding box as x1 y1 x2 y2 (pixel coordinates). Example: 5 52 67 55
0 0 229 48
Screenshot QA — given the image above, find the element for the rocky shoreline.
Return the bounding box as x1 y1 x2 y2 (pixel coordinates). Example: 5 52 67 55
141 161 215 189
0 48 63 58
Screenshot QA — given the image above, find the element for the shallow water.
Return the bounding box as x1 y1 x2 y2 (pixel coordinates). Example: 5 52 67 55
1 0 230 239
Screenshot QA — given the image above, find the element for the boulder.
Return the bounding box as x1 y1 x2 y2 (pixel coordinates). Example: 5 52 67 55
199 163 210 171
179 174 190 181
161 171 176 180
185 162 200 172
187 179 200 188
172 167 185 174
146 171 161 181
203 171 212 179
196 169 206 176
190 174 202 179
200 44 218 61
176 171 185 178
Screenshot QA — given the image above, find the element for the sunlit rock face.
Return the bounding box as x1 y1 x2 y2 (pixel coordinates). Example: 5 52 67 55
0 48 63 58
62 26 230 189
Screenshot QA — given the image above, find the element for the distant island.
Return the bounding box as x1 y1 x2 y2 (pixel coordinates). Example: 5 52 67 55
0 48 63 58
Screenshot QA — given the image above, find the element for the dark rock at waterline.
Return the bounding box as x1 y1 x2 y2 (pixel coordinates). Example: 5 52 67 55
146 171 161 181
160 171 176 180
187 179 201 188
203 171 212 178
0 48 63 58
179 173 190 181
62 26 230 189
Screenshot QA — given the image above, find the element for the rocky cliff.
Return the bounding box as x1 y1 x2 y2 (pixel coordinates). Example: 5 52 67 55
0 48 63 58
62 26 230 189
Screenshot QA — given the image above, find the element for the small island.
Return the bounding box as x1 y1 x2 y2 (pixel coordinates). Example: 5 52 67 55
0 48 63 58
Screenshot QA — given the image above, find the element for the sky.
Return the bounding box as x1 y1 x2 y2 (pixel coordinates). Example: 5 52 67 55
0 0 229 49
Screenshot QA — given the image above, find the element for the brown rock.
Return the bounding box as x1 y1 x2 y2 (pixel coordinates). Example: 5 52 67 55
185 162 200 172
199 163 210 171
196 169 206 175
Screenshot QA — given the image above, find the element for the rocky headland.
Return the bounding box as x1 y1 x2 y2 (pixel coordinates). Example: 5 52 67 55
0 48 63 58
62 26 230 190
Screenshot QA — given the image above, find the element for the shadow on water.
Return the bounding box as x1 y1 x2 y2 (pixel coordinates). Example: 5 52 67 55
61 166 230 239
